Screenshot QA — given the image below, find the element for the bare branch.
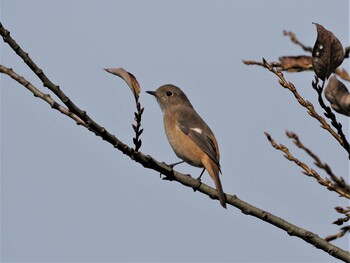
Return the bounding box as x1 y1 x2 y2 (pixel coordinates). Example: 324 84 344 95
312 76 350 158
265 132 350 199
283 30 313 53
332 206 350 226
0 65 86 126
286 131 350 197
325 226 350 242
243 59 281 68
261 59 349 157
326 205 349 242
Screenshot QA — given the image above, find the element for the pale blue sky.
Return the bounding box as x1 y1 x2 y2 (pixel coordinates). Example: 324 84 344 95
1 0 349 262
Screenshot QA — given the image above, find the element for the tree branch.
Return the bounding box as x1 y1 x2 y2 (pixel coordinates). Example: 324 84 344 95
0 65 86 126
244 30 350 81
265 132 350 199
1 22 350 263
312 76 350 158
325 226 350 242
260 59 349 157
283 30 313 53
286 131 350 196
325 206 350 242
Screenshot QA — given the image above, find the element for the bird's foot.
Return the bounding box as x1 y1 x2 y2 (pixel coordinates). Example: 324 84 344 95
168 160 185 169
192 168 205 192
192 177 202 192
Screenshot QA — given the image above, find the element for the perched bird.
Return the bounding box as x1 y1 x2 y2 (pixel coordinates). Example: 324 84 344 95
147 84 226 208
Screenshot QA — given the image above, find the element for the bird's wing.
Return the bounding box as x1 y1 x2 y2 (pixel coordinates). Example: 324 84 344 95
177 109 221 170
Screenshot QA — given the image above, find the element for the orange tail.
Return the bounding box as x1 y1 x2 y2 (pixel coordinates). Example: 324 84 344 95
203 158 226 208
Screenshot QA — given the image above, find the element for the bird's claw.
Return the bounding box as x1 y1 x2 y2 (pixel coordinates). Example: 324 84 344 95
192 177 202 192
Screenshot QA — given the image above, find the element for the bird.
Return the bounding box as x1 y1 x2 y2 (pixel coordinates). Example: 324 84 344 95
147 84 226 208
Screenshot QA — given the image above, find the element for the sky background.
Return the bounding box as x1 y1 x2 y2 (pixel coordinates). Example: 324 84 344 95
1 0 349 262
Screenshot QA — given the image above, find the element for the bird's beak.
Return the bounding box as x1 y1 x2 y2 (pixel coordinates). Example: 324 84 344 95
146 90 157 97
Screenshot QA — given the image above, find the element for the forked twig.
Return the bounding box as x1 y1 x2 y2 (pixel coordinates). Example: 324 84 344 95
325 206 350 242
262 59 349 157
265 132 350 199
286 131 350 195
0 65 86 126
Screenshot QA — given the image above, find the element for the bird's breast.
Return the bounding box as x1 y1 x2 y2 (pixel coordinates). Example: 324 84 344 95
163 112 204 168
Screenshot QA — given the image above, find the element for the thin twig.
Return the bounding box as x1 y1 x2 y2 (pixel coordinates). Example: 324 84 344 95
286 131 350 196
243 58 313 73
261 59 348 155
132 100 144 152
312 76 350 158
283 30 313 53
0 65 86 126
265 132 350 199
243 60 282 68
325 226 350 242
333 206 350 226
2 22 350 262
325 205 349 243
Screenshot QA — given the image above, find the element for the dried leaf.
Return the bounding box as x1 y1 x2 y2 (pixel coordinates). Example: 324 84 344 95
312 23 344 80
325 75 350 116
279 56 312 72
104 67 141 99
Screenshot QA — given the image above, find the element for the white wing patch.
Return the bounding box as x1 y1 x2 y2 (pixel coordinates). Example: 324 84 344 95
190 127 203 134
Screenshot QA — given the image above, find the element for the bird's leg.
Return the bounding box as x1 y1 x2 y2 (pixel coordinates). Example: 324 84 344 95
168 160 185 168
160 160 185 179
196 168 206 181
192 168 205 192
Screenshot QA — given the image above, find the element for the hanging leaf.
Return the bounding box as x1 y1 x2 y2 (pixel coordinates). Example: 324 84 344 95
312 23 344 81
104 67 141 100
325 75 350 116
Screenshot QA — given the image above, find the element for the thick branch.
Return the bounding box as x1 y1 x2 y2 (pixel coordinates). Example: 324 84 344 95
1 22 350 262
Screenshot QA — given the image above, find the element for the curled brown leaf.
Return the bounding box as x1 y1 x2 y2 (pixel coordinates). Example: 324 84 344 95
104 67 141 100
325 75 350 116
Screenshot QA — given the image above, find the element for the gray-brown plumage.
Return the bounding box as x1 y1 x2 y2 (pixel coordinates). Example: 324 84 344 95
147 84 226 208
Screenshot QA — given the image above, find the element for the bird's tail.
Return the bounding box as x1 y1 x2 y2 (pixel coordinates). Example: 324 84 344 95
203 159 226 208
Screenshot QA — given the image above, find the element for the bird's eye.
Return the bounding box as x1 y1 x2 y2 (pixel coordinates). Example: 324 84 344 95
166 91 173 97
